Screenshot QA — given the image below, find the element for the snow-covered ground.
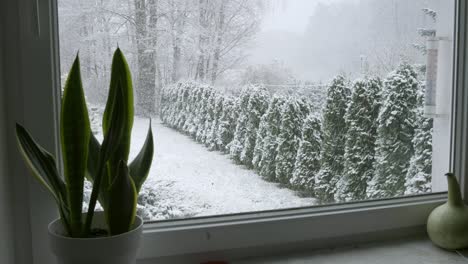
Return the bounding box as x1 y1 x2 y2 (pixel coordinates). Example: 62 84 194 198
130 117 317 221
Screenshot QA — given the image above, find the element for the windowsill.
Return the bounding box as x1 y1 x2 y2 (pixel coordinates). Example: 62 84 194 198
236 236 466 264
137 227 463 264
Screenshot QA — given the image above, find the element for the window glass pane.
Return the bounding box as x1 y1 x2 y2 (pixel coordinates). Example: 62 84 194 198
58 0 455 221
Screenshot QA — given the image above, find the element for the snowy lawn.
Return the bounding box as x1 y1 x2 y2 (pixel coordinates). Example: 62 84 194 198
130 117 317 221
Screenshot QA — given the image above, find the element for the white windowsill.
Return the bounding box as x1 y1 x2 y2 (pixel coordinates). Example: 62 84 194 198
137 234 466 263
236 237 466 264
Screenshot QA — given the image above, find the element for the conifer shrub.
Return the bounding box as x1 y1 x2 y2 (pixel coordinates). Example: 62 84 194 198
335 78 382 202
240 86 269 168
367 63 420 199
315 76 351 203
275 98 304 185
229 85 254 164
257 96 285 180
290 114 322 192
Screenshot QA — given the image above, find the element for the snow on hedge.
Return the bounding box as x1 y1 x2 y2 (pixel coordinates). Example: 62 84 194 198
158 63 432 206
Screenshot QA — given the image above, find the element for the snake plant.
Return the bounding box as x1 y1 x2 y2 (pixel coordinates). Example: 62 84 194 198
15 48 154 238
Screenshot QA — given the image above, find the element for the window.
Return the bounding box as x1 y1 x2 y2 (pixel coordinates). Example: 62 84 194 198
58 0 454 222
2 0 467 263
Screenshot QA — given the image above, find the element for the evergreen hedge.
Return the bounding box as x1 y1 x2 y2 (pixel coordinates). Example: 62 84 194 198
161 64 431 204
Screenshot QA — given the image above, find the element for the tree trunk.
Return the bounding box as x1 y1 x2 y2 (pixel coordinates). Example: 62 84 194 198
211 1 226 84
148 0 160 115
134 0 156 117
195 0 209 82
170 1 183 83
172 43 181 82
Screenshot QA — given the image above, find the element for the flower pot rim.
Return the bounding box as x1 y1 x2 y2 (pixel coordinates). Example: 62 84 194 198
48 213 144 241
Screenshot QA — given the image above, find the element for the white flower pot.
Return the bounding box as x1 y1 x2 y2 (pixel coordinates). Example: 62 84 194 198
48 212 143 264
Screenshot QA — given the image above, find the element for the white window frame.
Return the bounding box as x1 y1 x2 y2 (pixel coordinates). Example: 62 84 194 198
0 0 467 263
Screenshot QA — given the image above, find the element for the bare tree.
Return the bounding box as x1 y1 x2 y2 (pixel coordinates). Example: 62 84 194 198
58 0 265 114
210 1 226 84
134 0 157 117
195 0 211 81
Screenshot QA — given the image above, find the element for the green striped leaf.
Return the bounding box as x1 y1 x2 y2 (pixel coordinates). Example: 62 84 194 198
129 119 154 193
86 133 109 210
84 79 128 236
15 124 71 235
107 160 137 235
103 48 134 183
61 55 90 237
100 80 128 164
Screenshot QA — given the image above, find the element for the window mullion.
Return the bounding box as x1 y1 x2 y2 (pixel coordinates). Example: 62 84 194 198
452 0 468 201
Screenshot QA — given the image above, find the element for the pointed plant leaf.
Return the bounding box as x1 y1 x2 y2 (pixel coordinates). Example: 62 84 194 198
107 160 137 236
15 124 72 235
100 80 128 163
86 133 101 181
129 119 154 193
103 48 134 182
84 79 128 236
61 55 90 237
86 133 109 210
16 124 66 201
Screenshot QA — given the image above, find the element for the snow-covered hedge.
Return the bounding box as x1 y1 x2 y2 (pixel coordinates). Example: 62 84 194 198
160 63 432 204
161 82 323 196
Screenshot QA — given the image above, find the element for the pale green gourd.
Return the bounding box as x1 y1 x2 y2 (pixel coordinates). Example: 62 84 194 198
427 173 468 250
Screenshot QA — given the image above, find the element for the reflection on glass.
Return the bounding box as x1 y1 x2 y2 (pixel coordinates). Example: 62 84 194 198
58 0 454 221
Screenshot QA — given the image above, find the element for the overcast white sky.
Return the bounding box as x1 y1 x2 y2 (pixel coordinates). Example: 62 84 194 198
261 0 354 33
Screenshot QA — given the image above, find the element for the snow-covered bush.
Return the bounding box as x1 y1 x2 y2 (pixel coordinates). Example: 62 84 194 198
216 97 237 153
258 96 285 181
240 86 269 168
195 88 212 143
275 98 304 185
182 83 198 133
315 76 351 203
296 97 312 118
206 95 225 150
137 184 193 221
367 63 420 199
160 66 431 203
201 90 217 145
252 106 270 170
160 82 184 127
229 86 254 164
405 115 433 195
189 86 205 137
159 84 171 123
175 84 191 130
335 78 382 202
405 84 433 195
290 114 322 192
